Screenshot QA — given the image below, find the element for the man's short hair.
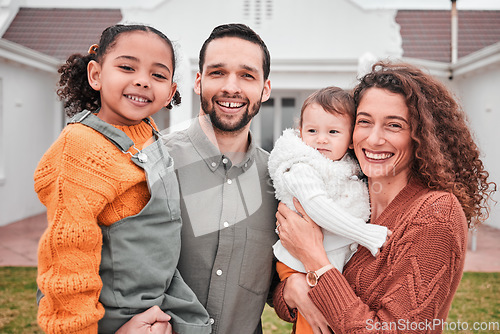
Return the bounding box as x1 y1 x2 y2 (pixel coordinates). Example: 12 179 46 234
198 23 271 80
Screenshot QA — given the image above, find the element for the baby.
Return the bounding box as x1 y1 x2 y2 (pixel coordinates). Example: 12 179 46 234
268 86 389 334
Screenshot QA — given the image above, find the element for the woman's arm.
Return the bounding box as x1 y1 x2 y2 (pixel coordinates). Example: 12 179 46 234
275 194 467 333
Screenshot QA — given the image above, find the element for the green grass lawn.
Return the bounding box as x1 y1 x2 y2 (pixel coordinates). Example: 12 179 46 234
1 268 498 333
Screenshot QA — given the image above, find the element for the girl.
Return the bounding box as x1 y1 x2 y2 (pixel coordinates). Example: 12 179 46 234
268 86 389 334
35 24 210 334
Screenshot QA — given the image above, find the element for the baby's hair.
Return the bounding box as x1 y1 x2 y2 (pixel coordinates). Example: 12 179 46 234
299 86 355 129
57 24 181 117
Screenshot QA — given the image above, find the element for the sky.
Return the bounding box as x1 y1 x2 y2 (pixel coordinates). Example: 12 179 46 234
23 0 500 10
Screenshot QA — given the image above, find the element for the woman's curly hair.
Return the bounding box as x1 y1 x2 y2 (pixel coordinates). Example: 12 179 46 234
57 24 181 117
353 61 496 227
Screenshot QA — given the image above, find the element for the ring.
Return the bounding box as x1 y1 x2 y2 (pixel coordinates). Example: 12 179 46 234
275 223 281 235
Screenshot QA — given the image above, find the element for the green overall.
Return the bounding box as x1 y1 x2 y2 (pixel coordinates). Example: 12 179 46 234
72 111 211 334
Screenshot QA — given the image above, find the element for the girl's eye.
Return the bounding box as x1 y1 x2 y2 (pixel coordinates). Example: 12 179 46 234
153 73 167 80
329 130 339 134
307 129 316 133
119 65 134 71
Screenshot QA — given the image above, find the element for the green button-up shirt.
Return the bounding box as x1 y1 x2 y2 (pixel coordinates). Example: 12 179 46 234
163 117 278 334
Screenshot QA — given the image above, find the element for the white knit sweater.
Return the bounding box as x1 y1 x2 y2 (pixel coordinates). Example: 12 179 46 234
268 129 388 273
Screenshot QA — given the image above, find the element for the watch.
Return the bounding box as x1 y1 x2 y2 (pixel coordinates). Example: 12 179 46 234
306 264 334 287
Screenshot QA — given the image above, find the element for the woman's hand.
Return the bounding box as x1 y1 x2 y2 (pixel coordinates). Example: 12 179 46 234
276 199 329 271
283 273 331 334
116 306 173 334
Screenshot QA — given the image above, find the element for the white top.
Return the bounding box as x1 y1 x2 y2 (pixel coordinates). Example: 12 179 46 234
268 129 388 273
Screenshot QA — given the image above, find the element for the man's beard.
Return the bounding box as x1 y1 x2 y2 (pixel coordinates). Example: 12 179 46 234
200 88 262 133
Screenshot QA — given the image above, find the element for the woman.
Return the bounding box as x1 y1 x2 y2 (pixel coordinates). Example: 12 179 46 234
272 61 496 334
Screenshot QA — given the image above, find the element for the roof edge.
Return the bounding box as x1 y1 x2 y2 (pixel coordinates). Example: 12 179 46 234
452 42 500 77
389 57 452 79
0 38 60 73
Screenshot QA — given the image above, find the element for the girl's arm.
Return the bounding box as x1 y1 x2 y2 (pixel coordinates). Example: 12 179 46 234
283 163 388 256
35 129 119 333
274 194 467 333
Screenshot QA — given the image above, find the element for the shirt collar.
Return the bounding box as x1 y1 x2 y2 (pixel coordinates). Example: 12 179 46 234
187 116 256 172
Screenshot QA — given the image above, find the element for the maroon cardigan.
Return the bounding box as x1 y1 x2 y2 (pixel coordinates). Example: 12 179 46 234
273 178 467 333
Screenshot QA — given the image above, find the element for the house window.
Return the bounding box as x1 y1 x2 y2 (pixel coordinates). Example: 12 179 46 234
243 0 273 27
257 95 299 152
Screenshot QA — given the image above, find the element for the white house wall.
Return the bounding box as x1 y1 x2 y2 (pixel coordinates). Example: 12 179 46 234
2 1 498 230
455 65 500 229
122 0 403 125
0 50 60 226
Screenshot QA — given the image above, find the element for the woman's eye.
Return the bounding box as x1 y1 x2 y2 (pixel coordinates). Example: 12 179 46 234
388 123 403 129
356 119 369 125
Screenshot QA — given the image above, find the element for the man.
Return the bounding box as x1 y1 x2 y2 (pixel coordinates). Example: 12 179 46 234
165 23 278 334
119 24 279 334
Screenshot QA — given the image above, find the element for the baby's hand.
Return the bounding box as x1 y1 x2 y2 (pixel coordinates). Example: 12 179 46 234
376 229 392 256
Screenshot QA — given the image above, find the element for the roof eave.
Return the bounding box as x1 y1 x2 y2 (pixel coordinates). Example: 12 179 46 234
0 38 60 73
452 42 500 77
401 56 452 79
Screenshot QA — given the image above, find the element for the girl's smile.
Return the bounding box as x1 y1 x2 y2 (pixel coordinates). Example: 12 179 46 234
88 30 177 126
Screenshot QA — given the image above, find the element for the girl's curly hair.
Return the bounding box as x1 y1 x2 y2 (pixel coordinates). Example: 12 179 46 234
57 24 181 117
353 61 496 227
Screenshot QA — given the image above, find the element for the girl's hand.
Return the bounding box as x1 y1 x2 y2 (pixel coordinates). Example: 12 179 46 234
276 199 329 271
283 273 332 334
116 305 173 334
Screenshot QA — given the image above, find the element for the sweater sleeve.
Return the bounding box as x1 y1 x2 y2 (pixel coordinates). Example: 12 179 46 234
35 129 118 333
306 193 467 333
283 163 388 256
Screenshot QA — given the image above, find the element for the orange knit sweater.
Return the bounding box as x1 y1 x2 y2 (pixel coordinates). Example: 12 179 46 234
273 178 468 334
34 119 156 334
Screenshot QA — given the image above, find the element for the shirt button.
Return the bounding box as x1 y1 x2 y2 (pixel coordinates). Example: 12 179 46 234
222 158 229 164
227 179 232 184
216 269 223 276
223 221 229 228
209 318 215 325
244 163 248 168
350 243 358 251
211 162 216 167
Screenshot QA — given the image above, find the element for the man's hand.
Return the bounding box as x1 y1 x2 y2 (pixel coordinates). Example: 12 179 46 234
116 305 173 334
284 273 332 334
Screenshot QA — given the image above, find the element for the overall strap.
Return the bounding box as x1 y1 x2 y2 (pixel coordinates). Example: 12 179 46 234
68 110 135 152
